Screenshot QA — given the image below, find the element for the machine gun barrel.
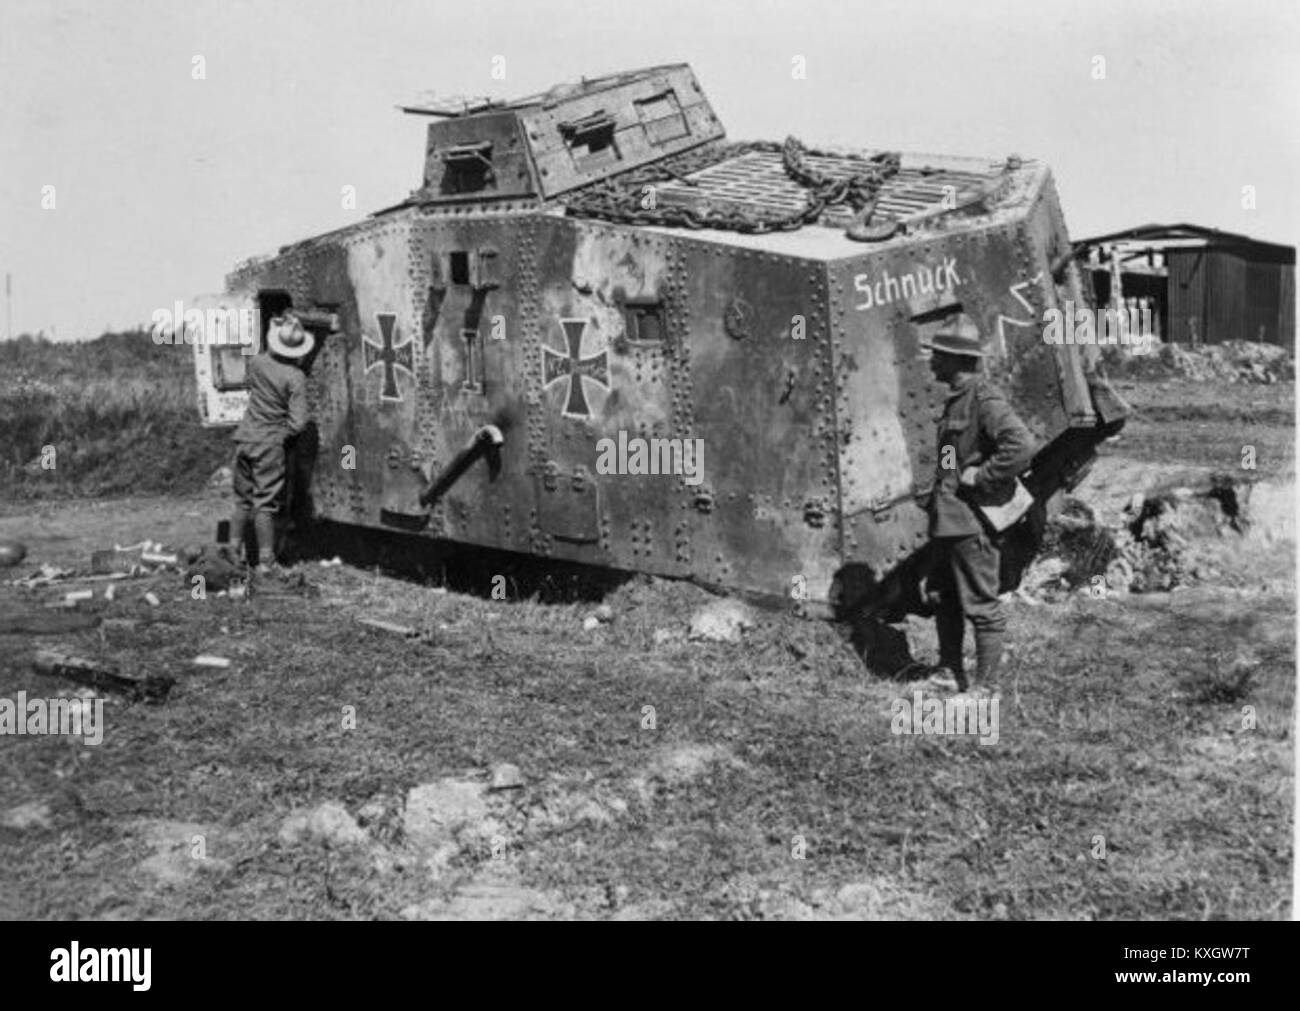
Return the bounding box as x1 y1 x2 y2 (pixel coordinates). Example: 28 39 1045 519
418 425 504 507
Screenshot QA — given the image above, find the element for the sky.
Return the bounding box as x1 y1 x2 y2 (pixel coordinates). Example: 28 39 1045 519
0 0 1296 341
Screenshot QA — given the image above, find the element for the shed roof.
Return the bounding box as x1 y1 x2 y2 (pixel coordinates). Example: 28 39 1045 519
1074 223 1295 264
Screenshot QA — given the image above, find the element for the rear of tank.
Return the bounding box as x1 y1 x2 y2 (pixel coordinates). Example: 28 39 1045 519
827 160 1126 617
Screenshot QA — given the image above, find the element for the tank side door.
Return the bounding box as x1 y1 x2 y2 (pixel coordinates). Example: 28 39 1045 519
187 292 260 427
677 241 844 608
417 218 529 550
526 218 682 572
342 225 423 527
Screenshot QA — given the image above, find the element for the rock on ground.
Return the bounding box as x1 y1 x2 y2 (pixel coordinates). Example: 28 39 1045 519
402 779 491 850
1242 480 1296 544
279 802 369 848
132 820 232 885
1 800 53 831
688 598 757 644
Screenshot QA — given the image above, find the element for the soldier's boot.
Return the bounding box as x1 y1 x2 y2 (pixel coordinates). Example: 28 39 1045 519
229 507 251 567
252 512 277 572
935 604 968 691
973 626 1005 696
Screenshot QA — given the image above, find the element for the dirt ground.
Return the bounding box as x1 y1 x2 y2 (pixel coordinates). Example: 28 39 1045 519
0 377 1293 920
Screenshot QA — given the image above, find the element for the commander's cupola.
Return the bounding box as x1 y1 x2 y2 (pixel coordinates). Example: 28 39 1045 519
400 63 723 206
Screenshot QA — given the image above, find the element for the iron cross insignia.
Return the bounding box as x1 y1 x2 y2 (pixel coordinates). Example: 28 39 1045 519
363 312 414 402
542 318 610 419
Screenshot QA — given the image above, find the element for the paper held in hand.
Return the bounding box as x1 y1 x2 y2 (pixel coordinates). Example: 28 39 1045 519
976 477 1035 533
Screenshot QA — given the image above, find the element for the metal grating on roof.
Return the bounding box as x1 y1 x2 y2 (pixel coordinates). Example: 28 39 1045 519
655 151 1004 226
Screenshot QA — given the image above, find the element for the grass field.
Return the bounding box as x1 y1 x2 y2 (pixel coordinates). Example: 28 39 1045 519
0 375 1293 920
0 331 230 500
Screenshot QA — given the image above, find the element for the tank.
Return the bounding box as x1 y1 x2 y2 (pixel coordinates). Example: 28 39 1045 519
190 62 1126 626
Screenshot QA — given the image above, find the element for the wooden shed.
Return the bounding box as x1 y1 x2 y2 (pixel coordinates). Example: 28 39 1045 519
1075 223 1295 348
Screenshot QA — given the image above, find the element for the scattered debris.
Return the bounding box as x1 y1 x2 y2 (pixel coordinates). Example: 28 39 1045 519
91 548 142 575
33 649 174 703
183 545 241 593
243 568 319 600
10 564 74 589
489 762 525 791
688 597 757 644
1102 337 1295 385
0 609 101 635
1020 473 1282 598
357 616 418 638
92 540 180 576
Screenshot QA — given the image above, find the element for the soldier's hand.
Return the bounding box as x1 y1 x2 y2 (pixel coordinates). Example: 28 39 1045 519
959 466 979 488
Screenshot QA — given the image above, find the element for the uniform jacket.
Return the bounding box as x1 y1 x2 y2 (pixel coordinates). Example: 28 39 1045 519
232 354 308 446
930 373 1035 537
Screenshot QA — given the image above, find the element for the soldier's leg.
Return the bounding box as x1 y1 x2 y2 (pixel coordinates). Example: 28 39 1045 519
230 445 255 565
931 539 967 685
252 513 276 569
249 442 286 569
951 530 1006 686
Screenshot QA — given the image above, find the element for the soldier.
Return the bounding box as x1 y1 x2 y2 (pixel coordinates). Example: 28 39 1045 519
920 314 1035 696
229 311 314 574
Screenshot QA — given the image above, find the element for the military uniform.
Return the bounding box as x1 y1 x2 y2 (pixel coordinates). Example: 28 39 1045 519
928 371 1035 689
230 317 313 568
